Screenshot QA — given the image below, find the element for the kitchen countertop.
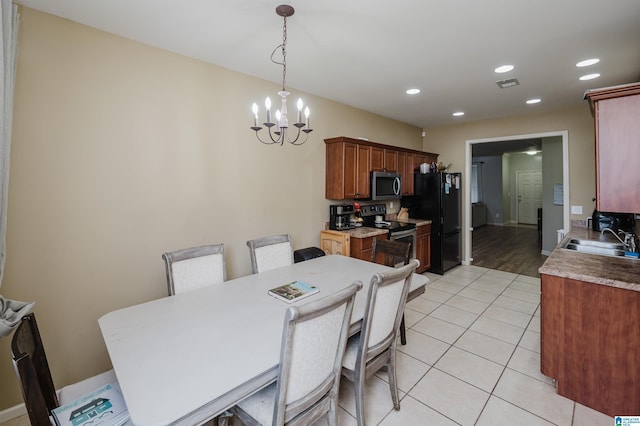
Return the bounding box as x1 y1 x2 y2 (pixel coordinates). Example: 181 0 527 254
539 226 640 292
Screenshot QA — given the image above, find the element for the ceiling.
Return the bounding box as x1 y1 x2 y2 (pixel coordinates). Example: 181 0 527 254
15 0 640 129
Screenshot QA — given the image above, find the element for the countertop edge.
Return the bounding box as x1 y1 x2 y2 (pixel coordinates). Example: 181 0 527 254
539 227 640 292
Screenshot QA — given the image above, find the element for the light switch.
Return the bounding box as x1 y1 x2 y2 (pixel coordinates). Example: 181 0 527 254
570 205 583 215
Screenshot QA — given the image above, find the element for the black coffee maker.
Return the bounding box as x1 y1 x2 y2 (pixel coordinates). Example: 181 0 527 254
329 204 355 230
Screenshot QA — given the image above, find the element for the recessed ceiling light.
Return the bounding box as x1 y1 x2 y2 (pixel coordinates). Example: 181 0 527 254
526 98 541 104
494 65 514 73
579 73 600 81
576 58 600 67
452 112 464 117
406 88 421 95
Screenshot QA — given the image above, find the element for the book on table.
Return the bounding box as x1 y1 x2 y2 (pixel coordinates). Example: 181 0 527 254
51 382 129 426
268 280 319 303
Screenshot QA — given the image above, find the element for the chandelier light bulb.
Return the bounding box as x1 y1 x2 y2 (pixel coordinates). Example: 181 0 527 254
297 98 303 123
252 103 259 127
265 97 272 123
304 106 310 126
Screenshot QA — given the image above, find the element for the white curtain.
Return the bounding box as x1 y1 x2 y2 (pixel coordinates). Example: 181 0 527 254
0 1 29 338
0 0 18 288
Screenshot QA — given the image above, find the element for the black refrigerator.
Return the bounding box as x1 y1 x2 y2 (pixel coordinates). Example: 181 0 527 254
404 172 462 274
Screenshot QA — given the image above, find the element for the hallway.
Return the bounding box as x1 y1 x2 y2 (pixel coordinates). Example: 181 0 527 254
471 225 548 277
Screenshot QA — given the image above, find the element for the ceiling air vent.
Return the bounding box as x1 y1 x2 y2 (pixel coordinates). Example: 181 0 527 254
496 78 520 89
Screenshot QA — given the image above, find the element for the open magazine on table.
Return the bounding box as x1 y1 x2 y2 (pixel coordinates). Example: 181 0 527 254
268 280 319 303
51 382 129 426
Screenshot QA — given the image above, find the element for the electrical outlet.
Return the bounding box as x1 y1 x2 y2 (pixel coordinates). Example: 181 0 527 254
571 205 583 215
390 202 394 209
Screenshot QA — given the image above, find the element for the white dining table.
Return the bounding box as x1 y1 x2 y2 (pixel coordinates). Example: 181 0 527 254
99 255 428 426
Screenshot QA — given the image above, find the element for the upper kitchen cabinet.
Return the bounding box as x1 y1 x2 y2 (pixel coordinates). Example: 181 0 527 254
326 139 371 199
370 146 398 172
585 82 640 213
325 137 438 200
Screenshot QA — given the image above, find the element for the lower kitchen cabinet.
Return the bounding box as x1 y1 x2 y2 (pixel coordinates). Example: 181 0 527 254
350 235 385 262
540 273 640 416
415 223 431 273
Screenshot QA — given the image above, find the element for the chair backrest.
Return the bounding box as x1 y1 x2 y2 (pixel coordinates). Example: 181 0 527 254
272 281 362 425
11 313 60 426
162 244 226 296
371 238 412 267
246 234 294 274
359 260 418 363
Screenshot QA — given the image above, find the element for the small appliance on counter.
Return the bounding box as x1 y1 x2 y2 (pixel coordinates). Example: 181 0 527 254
591 210 636 233
329 204 356 230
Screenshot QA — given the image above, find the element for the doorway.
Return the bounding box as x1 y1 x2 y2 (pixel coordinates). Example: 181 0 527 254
464 131 569 266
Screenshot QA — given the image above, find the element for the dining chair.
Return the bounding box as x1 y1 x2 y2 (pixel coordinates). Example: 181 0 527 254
246 234 294 274
162 243 226 296
371 238 412 345
341 259 419 426
11 313 130 426
232 281 363 426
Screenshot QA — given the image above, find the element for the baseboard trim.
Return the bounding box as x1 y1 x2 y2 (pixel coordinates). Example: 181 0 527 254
0 403 26 423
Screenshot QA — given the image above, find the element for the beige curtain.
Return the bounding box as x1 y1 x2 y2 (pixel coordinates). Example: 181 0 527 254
0 0 18 289
0 0 31 338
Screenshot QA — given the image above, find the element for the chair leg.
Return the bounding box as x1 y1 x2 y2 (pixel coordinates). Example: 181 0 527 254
216 410 233 426
354 373 367 426
400 314 407 345
387 351 400 410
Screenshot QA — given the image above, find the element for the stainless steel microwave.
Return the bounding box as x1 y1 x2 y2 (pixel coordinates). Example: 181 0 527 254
371 171 402 200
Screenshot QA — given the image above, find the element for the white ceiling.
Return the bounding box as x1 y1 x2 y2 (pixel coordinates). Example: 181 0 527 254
15 0 640 128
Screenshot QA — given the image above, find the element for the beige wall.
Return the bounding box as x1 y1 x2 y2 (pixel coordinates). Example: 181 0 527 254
422 106 596 259
0 7 424 410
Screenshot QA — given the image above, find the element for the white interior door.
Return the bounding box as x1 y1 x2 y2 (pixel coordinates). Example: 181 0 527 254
517 170 542 224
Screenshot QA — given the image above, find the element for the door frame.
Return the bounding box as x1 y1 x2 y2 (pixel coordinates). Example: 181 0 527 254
464 131 569 265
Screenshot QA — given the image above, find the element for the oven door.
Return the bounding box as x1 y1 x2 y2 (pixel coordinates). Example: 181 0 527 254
389 228 417 261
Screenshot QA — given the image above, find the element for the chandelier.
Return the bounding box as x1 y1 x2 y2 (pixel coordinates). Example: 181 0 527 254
250 5 312 146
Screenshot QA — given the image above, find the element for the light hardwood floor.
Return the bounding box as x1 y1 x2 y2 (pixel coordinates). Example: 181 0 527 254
471 224 548 277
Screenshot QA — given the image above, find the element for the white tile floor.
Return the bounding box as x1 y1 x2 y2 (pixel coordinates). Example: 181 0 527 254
3 265 616 426
332 265 614 426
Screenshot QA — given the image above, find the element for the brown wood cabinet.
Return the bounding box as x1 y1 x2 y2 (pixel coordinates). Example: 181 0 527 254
585 82 640 213
370 147 398 172
325 140 371 199
415 223 431 273
350 234 386 262
541 273 640 416
325 136 438 200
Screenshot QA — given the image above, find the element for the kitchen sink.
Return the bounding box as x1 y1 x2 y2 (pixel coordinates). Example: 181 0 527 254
561 238 626 257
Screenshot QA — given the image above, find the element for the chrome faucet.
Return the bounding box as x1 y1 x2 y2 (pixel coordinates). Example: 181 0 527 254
601 228 637 252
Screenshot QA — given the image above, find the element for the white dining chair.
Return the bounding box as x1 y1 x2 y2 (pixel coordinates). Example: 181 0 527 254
232 281 362 426
161 243 226 296
341 259 419 426
246 234 294 274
